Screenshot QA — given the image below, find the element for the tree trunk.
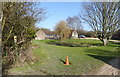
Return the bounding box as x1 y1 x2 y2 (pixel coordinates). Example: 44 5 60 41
102 38 108 46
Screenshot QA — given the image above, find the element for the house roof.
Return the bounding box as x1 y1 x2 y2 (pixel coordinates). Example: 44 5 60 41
37 29 56 35
43 30 55 35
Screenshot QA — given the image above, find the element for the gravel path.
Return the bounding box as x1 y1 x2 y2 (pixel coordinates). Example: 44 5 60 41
93 58 120 75
80 38 120 75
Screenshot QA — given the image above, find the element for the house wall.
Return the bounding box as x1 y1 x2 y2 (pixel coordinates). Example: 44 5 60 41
71 31 78 38
35 30 46 40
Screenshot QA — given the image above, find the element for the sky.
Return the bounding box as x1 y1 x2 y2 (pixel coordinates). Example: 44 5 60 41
35 2 92 31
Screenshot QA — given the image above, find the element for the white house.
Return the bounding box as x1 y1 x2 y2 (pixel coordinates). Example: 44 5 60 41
71 30 78 38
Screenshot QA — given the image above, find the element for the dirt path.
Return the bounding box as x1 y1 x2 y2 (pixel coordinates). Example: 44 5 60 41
83 37 120 43
92 58 120 75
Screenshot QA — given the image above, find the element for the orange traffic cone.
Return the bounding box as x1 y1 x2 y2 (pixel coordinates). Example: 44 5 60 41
64 56 70 65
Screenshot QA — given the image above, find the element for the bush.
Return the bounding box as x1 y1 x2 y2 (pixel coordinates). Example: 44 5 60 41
77 30 95 37
85 31 95 37
2 2 46 74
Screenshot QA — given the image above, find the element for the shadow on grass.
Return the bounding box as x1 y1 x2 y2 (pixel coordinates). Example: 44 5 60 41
107 41 120 47
87 54 120 70
85 47 120 69
85 48 119 57
59 59 71 65
59 59 66 64
91 43 103 46
108 45 120 47
108 44 120 48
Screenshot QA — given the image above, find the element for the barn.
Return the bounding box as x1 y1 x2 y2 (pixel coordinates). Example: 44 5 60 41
35 29 58 40
35 29 46 40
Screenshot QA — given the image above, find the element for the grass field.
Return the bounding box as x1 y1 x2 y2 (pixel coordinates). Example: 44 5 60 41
8 39 120 75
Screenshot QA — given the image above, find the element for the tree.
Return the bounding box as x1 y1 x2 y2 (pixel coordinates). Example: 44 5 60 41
112 29 120 40
80 2 119 46
67 16 82 31
2 2 46 69
77 29 87 35
55 21 71 40
85 31 95 37
40 28 50 32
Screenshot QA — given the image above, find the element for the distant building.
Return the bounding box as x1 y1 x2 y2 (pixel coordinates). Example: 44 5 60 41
35 29 46 40
71 30 78 38
35 29 79 40
35 29 58 40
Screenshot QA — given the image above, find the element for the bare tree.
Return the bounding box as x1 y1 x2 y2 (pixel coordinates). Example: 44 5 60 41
80 2 119 46
67 16 82 31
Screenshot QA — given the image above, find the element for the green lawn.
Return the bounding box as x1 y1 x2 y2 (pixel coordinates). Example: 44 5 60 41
8 39 120 75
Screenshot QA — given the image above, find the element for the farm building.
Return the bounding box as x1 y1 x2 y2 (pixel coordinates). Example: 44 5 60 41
35 29 79 40
35 29 58 40
35 29 46 40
